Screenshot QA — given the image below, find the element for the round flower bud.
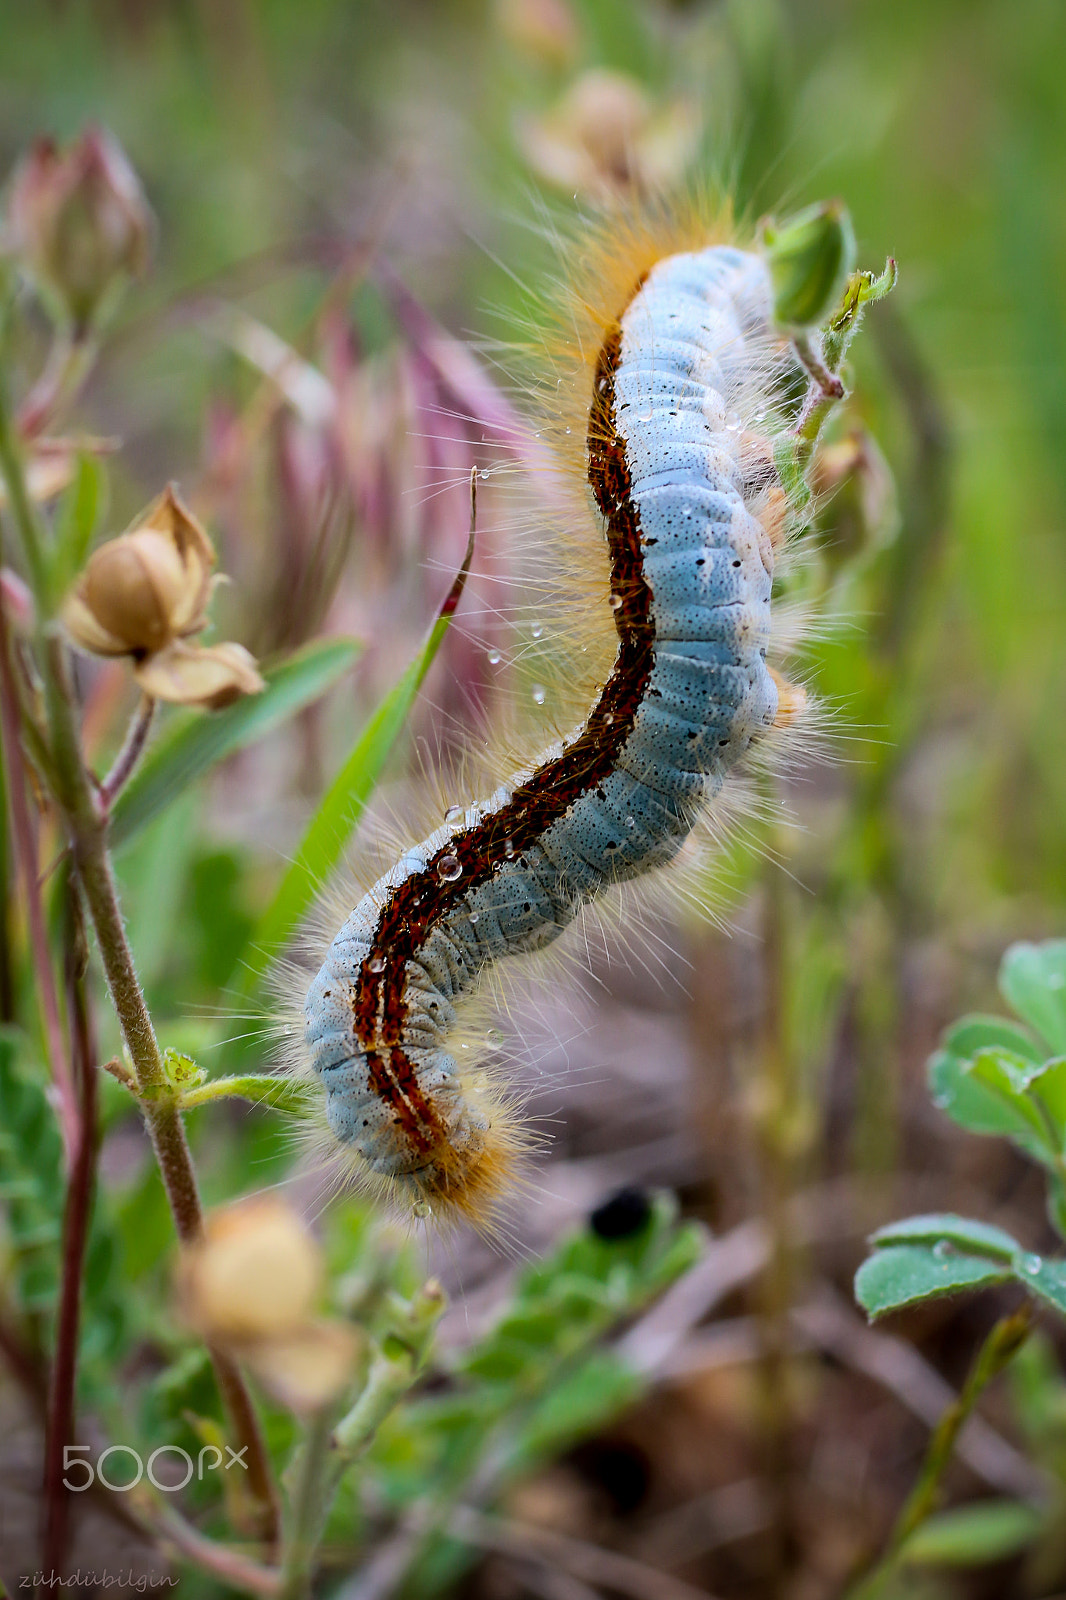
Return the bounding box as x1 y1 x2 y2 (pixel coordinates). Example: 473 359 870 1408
7 126 152 332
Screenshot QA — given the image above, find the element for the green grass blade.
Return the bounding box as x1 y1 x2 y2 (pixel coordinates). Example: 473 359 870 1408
234 517 476 999
110 637 362 848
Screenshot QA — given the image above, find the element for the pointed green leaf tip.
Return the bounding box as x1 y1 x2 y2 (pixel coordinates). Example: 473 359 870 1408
761 199 856 328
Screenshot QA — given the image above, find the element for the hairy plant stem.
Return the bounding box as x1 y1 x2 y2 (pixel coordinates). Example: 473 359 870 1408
42 638 280 1541
0 390 280 1548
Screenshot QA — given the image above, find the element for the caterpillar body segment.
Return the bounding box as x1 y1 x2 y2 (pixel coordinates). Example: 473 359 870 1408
302 218 876 1229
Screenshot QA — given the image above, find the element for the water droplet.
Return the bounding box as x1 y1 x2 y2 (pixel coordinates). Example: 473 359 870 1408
564 425 572 435
933 1240 953 1259
412 1199 431 1220
604 712 614 725
437 853 463 883
531 624 543 639
486 1028 503 1045
725 411 742 432
754 406 767 423
368 955 385 974
503 838 515 858
487 649 502 666
609 593 623 610
478 468 489 481
625 816 636 829
1022 1252 1043 1275
532 685 546 705
444 804 462 824
469 911 479 924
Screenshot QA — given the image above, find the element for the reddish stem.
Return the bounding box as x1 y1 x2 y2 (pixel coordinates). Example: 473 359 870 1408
99 694 156 807
40 896 99 1575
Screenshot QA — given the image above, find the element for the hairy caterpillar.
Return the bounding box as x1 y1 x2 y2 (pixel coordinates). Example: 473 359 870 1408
297 199 893 1229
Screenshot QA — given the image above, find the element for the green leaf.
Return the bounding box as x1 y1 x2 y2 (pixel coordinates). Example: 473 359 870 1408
1027 1058 1066 1150
1017 1253 1066 1316
870 1213 1020 1263
54 450 106 591
234 530 475 998
111 637 361 847
514 1352 641 1465
1000 940 1066 1054
942 1014 1044 1065
928 1050 1052 1162
966 1050 1054 1156
1047 1175 1066 1242
902 1500 1043 1566
855 1244 1009 1319
972 1046 1048 1096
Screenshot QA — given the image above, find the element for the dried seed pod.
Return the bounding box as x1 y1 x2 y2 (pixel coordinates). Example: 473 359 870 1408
62 484 264 708
63 486 214 657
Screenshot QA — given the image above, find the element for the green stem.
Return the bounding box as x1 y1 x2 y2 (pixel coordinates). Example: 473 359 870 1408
848 1306 1033 1598
154 1505 282 1596
178 1073 311 1114
42 640 279 1540
278 1407 334 1600
789 259 898 469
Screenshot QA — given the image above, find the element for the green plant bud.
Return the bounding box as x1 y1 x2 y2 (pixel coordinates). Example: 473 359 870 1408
761 200 856 328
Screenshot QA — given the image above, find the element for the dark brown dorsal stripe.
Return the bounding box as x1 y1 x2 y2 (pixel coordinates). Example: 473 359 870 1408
352 302 656 1141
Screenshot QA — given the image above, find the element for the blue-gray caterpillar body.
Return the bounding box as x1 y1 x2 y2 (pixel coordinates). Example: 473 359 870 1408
301 230 844 1224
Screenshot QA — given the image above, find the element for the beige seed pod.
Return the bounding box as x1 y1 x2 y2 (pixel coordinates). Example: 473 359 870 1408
177 1197 361 1414
63 485 214 657
62 484 264 708
134 639 264 710
178 1196 322 1343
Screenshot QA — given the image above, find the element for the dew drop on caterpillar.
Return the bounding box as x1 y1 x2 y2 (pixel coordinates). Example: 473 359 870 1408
288 196 895 1233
